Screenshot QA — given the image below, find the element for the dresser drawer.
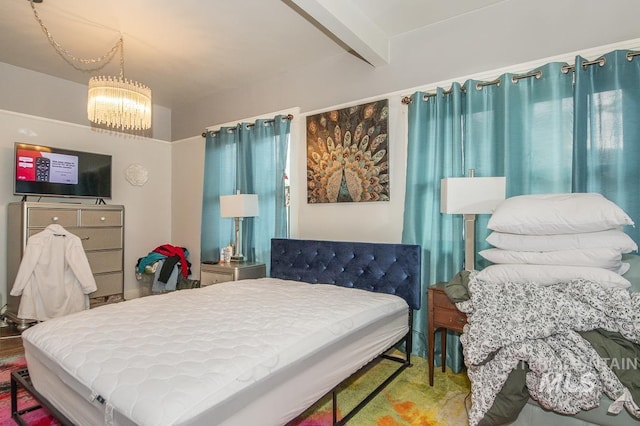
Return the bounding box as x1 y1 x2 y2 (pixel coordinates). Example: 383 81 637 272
433 308 467 330
73 228 122 250
201 270 234 286
86 250 122 274
80 209 123 227
91 272 124 298
236 264 267 280
28 209 78 228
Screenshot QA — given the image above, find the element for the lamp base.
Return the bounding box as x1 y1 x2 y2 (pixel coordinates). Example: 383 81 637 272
464 213 476 271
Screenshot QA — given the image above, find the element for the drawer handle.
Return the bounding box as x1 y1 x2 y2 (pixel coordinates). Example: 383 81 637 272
456 318 465 324
52 216 59 222
81 237 90 241
100 217 106 221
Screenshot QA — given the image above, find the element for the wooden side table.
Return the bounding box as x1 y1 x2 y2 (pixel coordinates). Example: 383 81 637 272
428 282 466 386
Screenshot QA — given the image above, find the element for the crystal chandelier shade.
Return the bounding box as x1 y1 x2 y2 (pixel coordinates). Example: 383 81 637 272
88 76 152 130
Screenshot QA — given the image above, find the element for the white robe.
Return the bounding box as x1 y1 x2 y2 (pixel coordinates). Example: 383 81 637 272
10 224 97 321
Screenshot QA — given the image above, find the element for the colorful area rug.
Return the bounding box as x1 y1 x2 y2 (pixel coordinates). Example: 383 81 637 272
0 353 470 426
287 353 470 426
0 355 58 426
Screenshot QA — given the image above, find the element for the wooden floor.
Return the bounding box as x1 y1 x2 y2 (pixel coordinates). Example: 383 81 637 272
0 326 24 358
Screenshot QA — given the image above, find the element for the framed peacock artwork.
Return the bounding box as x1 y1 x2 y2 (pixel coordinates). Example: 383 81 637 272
306 99 389 203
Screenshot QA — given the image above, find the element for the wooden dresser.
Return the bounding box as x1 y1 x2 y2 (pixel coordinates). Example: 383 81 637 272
6 202 124 330
428 282 467 386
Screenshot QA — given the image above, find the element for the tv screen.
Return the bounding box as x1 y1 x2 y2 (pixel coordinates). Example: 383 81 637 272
14 142 112 199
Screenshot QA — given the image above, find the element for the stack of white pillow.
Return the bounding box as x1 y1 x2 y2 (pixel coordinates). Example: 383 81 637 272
476 193 637 289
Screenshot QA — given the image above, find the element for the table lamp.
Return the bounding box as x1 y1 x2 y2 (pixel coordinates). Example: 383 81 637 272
220 191 259 261
440 173 506 271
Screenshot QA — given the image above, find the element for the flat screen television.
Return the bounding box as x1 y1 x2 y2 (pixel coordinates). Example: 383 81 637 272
13 142 112 199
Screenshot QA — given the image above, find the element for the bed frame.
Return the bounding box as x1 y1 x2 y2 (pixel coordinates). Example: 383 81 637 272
13 238 421 426
270 238 421 425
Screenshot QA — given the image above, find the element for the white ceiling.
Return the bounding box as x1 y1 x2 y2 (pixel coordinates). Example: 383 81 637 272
0 0 505 109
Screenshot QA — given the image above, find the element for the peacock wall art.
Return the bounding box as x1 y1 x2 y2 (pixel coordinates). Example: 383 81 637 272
306 99 389 203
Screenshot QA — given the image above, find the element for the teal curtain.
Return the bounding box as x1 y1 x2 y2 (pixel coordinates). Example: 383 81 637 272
402 85 466 370
201 128 237 263
573 50 640 245
201 115 291 272
403 49 640 372
464 62 575 257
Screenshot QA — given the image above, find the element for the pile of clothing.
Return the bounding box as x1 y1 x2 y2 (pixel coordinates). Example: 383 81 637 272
136 244 193 293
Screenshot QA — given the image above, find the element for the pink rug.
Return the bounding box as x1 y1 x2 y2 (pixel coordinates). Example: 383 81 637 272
0 355 58 426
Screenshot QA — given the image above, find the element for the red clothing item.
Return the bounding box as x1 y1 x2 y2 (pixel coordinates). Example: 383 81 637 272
153 244 190 278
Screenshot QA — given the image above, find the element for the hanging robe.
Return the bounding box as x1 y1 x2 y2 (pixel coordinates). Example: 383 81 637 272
10 223 97 321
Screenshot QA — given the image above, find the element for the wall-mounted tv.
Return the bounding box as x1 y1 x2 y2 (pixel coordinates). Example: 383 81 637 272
14 142 112 199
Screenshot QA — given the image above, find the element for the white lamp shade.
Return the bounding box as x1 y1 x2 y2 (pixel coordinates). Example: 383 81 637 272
440 177 506 214
220 194 259 218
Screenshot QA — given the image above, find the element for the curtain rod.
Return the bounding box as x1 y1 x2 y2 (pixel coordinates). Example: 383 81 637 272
201 114 293 138
401 50 639 104
401 70 538 104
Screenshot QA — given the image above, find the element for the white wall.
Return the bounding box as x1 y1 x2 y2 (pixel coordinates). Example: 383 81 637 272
292 98 408 243
171 0 640 140
2 0 640 294
170 135 205 274
0 110 173 305
170 96 408 277
0 62 173 142
169 0 640 255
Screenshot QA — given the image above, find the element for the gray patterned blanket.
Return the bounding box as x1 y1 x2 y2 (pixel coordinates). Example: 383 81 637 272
457 275 640 426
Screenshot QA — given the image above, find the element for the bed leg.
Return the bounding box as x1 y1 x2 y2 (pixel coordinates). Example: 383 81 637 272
329 309 415 426
332 389 338 425
406 309 414 365
10 370 18 421
441 328 447 372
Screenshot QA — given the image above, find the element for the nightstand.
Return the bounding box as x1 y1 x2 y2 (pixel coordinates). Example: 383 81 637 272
428 282 467 386
200 261 266 286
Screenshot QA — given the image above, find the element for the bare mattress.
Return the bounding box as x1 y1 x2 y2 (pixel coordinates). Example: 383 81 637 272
21 278 410 426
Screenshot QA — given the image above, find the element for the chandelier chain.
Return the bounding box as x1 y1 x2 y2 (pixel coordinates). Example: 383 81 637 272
29 0 151 130
120 38 125 79
29 0 122 73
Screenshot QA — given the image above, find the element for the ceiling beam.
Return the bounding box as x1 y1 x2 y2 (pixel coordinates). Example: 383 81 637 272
290 0 390 67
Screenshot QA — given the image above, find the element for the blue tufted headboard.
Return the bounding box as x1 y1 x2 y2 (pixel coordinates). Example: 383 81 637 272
270 238 421 310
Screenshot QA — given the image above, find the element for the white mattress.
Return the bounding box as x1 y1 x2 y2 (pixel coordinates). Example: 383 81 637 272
22 278 409 426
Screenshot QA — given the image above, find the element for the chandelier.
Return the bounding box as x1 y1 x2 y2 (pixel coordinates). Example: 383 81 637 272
30 0 152 131
87 40 152 131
